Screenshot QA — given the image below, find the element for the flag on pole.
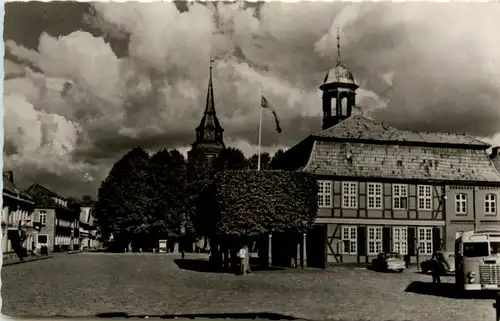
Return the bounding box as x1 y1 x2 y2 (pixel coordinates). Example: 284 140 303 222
261 95 282 133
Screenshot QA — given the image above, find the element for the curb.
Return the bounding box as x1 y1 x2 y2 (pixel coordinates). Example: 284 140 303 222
67 250 83 255
2 255 53 267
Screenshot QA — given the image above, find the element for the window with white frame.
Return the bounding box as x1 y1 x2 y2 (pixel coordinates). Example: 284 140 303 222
393 227 408 255
367 226 383 255
393 184 408 210
418 227 433 255
39 211 47 225
367 183 383 209
485 194 497 215
342 226 357 254
342 182 358 209
455 193 467 214
317 180 332 208
417 185 433 211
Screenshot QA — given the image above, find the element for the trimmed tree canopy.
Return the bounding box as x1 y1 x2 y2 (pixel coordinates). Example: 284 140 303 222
207 170 318 236
149 149 188 237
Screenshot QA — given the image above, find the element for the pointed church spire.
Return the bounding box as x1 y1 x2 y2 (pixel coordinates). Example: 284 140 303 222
191 56 225 158
205 56 216 116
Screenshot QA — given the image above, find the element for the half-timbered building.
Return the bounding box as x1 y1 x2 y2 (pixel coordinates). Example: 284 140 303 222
274 32 500 268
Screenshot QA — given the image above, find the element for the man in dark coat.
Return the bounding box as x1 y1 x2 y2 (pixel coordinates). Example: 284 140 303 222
431 252 442 284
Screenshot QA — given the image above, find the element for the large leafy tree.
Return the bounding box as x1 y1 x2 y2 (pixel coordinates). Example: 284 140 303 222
269 149 285 169
81 195 94 207
94 147 154 249
149 149 188 238
213 148 248 171
247 152 271 170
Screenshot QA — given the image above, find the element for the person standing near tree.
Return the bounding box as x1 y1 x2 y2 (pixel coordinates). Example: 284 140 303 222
244 245 251 274
238 246 247 275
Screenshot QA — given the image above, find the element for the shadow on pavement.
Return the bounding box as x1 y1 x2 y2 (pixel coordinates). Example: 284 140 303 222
174 258 285 274
405 281 497 299
96 312 300 319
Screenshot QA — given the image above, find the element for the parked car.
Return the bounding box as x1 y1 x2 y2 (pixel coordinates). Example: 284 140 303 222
420 251 455 275
371 252 405 272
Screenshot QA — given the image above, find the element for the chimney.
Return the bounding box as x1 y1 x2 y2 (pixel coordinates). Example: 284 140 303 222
351 105 363 116
4 171 14 183
490 147 499 159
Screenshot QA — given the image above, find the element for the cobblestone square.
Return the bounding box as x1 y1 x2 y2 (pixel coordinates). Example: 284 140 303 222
1 253 495 321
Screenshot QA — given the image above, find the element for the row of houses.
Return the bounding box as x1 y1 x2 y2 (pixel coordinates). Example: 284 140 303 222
1 171 99 259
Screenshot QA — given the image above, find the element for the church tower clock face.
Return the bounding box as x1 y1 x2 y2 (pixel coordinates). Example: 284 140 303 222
205 129 214 140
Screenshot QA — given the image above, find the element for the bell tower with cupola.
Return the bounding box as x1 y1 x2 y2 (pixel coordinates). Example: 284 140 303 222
319 28 359 130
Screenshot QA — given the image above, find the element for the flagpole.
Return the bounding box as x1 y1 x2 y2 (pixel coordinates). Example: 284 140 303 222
257 87 263 171
258 87 263 171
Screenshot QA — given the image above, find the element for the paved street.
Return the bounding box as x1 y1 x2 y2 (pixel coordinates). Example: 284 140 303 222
1 253 495 321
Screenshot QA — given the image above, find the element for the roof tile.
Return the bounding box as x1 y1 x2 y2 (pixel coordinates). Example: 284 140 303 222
313 115 489 147
304 141 500 182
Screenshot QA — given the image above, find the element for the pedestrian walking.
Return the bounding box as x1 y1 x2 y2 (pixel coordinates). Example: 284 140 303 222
238 246 247 275
180 237 185 259
243 245 251 274
431 252 441 284
404 254 410 269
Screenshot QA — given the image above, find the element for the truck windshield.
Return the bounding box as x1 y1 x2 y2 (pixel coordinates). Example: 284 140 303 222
491 242 500 255
463 242 489 257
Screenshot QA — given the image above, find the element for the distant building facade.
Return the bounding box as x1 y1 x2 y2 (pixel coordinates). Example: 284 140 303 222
444 184 500 248
26 184 79 252
1 171 36 257
275 33 500 268
79 206 99 249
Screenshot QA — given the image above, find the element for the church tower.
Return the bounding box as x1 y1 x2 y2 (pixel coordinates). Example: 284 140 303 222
319 28 359 130
188 58 225 164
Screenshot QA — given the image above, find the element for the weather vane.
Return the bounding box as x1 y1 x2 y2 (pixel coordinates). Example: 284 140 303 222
210 56 215 70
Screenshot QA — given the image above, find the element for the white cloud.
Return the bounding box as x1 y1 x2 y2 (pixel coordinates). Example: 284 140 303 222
5 2 500 196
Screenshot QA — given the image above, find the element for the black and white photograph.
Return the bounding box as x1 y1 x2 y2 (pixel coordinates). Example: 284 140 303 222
2 1 500 320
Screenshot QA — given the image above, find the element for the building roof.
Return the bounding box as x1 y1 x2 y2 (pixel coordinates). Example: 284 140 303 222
192 62 225 152
320 29 358 89
492 153 500 173
195 63 224 134
322 63 357 87
2 171 34 203
312 115 490 148
3 171 19 195
26 183 59 198
302 140 500 183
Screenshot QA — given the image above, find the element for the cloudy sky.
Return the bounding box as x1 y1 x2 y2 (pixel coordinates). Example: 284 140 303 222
4 1 500 198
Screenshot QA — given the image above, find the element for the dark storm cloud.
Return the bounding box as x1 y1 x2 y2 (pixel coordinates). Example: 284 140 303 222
4 1 500 197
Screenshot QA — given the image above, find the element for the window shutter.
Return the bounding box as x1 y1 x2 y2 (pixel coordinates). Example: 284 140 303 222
382 227 391 253
433 227 441 252
357 226 366 255
408 227 416 255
